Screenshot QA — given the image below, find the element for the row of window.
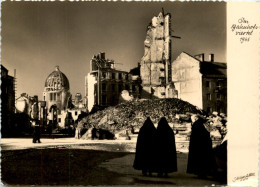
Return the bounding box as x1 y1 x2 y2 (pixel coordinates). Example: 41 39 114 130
206 81 224 89
101 95 118 106
102 83 137 92
207 106 225 114
49 93 61 101
206 93 225 101
101 72 129 80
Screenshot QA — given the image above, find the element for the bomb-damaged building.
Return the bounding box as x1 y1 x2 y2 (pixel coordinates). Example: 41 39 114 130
140 11 177 99
86 52 142 112
86 11 227 115
172 52 227 114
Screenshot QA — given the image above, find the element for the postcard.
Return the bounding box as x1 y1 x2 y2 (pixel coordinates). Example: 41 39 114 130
1 1 259 186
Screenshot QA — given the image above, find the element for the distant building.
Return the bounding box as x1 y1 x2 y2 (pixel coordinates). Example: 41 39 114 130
140 11 177 98
43 66 71 113
172 52 227 114
72 93 84 109
1 65 15 136
86 52 141 112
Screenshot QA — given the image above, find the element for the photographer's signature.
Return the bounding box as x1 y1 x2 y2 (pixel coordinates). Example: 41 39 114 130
233 173 255 182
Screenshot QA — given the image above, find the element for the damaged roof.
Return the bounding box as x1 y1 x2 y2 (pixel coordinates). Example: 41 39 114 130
200 61 227 77
177 52 227 78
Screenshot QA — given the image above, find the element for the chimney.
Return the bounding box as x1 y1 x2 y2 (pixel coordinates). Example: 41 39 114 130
100 52 105 60
195 53 204 62
209 54 214 62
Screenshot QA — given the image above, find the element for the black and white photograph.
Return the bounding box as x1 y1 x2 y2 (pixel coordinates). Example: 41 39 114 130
1 1 259 186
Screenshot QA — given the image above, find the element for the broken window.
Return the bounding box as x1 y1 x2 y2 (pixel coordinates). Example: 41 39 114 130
216 81 222 89
112 73 115 79
217 107 221 113
132 85 136 92
119 73 122 80
111 84 115 91
102 83 106 91
102 72 106 79
118 84 122 92
207 93 211 100
102 95 107 105
216 93 221 100
206 81 210 88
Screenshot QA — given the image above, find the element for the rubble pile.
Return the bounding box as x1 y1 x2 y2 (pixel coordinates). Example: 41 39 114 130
82 98 201 131
80 98 227 142
205 114 227 141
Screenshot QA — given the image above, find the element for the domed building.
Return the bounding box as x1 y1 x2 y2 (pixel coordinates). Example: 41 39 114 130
43 66 71 113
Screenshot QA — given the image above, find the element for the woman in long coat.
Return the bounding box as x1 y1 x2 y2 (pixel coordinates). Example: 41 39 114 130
187 115 216 177
154 117 177 177
133 117 156 176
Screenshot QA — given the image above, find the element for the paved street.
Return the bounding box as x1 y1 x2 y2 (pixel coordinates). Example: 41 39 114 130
1 137 226 186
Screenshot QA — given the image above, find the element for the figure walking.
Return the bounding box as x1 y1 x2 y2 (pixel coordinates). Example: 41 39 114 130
75 117 84 139
154 117 177 177
187 115 216 178
30 101 41 143
133 117 156 176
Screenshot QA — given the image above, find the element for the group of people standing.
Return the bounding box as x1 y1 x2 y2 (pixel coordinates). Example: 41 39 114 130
133 116 177 177
133 115 217 178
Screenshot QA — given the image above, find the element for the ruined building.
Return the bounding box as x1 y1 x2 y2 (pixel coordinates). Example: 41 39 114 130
86 52 141 112
140 11 227 114
140 11 177 98
1 65 15 137
172 52 227 114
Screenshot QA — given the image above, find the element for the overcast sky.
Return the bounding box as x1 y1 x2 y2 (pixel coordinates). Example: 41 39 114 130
1 1 226 99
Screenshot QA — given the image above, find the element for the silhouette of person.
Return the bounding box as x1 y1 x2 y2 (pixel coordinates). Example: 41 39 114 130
30 102 41 143
187 115 216 178
133 117 156 176
154 117 177 177
32 122 41 143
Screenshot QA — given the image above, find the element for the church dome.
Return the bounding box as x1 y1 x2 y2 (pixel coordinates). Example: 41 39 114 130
44 66 70 91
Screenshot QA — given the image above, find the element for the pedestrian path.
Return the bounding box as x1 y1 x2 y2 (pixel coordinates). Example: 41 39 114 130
0 137 193 153
0 138 135 151
100 154 224 186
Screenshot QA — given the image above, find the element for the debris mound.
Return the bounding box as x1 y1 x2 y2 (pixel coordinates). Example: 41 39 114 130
82 98 202 133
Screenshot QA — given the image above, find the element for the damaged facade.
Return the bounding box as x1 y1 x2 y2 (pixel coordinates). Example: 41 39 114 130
140 12 177 98
1 65 16 136
86 52 142 112
84 11 227 115
172 52 227 114
140 11 227 114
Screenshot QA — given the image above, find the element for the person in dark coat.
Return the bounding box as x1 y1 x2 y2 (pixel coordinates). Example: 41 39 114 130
30 102 41 143
154 117 177 177
187 115 216 178
32 121 41 143
133 117 156 176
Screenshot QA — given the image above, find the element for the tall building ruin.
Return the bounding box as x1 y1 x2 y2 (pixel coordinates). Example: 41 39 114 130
140 11 176 99
86 52 142 112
